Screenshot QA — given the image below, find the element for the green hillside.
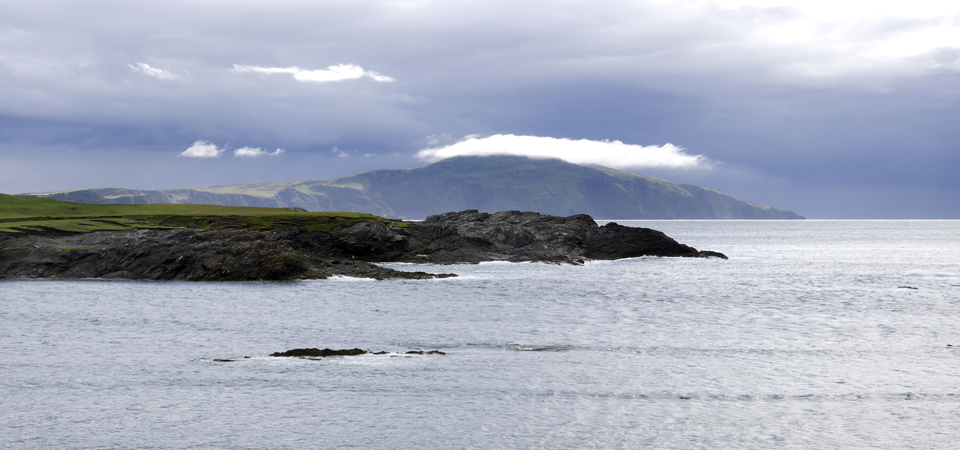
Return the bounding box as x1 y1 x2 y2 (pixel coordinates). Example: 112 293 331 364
0 193 398 234
23 156 803 219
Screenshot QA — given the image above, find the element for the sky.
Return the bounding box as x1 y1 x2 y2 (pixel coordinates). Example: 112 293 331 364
2 0 959 218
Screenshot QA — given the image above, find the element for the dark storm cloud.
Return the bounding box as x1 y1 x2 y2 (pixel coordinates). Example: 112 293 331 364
1 0 959 217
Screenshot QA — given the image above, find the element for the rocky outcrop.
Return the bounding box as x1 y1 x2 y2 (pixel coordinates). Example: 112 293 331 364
0 210 726 281
387 210 724 263
0 228 452 281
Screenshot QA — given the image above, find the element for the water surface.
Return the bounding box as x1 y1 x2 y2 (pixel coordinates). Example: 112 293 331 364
3 220 960 448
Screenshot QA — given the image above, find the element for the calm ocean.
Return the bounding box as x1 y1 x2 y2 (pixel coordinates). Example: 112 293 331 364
3 220 960 449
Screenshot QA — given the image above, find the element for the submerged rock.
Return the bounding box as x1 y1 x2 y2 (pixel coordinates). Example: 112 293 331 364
270 348 367 357
269 348 447 357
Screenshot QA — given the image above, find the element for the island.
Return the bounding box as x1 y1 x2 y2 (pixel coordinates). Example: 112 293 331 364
0 193 726 281
25 155 804 220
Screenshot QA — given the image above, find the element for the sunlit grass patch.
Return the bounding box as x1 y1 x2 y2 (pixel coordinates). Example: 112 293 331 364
0 193 410 234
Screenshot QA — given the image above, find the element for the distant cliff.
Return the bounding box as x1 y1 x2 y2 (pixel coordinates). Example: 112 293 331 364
31 156 802 219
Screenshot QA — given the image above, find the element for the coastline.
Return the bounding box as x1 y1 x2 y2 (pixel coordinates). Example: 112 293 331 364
0 210 725 281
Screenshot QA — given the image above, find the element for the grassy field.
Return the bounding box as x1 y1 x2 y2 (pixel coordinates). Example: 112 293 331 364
0 193 404 234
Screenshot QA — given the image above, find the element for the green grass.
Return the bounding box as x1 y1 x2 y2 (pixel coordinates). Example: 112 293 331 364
0 193 408 234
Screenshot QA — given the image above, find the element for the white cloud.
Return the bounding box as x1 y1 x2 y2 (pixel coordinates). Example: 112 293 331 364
416 135 709 170
232 63 394 83
180 142 285 158
364 71 395 83
129 63 179 80
234 147 284 157
179 140 223 158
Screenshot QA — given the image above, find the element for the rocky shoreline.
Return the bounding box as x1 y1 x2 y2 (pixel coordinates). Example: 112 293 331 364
0 210 726 281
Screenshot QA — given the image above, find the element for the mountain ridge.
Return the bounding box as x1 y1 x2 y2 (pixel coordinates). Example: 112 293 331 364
24 156 802 220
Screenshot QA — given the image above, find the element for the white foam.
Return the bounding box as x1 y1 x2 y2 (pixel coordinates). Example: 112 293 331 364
319 275 376 282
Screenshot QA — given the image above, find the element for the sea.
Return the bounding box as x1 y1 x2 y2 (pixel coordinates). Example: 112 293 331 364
2 220 960 449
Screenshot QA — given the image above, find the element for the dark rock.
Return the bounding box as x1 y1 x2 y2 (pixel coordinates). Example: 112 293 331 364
584 221 703 259
695 251 728 258
270 348 445 357
394 210 727 262
269 348 367 358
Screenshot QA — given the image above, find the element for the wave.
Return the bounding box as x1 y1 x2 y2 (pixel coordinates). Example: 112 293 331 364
465 342 579 352
903 270 960 277
530 391 960 403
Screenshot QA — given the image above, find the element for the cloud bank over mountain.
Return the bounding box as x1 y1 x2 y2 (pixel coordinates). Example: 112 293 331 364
417 135 708 170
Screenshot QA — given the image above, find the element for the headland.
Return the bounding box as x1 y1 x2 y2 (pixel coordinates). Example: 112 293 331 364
0 194 725 281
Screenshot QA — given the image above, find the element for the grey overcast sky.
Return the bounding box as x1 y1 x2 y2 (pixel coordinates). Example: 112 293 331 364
2 0 959 218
